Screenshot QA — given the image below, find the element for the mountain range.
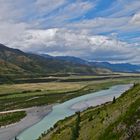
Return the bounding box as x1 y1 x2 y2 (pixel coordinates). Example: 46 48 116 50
42 54 140 73
0 43 140 78
0 44 110 77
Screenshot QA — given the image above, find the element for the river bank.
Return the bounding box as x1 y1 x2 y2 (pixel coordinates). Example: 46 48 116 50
0 105 53 140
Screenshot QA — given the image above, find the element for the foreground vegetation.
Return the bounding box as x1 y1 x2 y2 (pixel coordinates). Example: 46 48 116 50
0 111 26 127
40 83 140 140
0 77 139 111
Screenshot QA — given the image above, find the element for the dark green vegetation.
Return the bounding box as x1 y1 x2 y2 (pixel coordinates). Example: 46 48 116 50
2 73 140 84
71 112 81 140
40 84 140 140
0 44 110 84
0 111 26 127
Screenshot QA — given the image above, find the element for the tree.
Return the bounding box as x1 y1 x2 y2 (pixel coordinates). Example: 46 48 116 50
71 127 77 140
15 137 18 140
71 112 81 140
112 96 116 103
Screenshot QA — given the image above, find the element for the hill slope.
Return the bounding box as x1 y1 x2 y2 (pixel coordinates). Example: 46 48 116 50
0 44 43 75
40 84 140 140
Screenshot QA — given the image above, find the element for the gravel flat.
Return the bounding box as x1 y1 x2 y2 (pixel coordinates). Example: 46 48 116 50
0 105 53 140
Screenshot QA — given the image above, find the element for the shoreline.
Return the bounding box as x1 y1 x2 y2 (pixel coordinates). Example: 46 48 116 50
0 105 53 140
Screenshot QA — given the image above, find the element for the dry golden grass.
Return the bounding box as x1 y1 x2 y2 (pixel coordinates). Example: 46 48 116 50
0 82 86 94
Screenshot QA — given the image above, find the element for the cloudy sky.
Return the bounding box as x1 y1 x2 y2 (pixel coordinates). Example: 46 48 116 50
0 0 140 64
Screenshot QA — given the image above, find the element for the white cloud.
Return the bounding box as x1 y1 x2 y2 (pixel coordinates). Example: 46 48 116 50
38 1 95 28
109 0 140 18
98 0 140 18
0 22 28 46
130 12 140 25
0 0 24 22
67 17 131 34
8 28 140 64
35 0 66 13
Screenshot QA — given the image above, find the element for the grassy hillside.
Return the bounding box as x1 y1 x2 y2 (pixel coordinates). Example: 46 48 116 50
40 83 140 140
